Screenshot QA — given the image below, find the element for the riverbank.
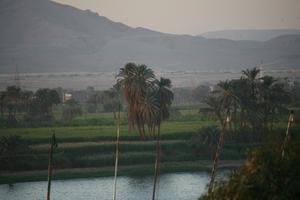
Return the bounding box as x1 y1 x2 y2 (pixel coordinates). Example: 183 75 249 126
0 160 243 184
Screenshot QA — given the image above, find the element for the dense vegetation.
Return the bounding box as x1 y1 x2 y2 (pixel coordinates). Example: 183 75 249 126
115 62 174 138
199 136 300 200
206 68 294 137
0 65 299 189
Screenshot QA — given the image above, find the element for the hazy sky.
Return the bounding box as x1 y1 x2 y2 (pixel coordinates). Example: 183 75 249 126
53 0 300 35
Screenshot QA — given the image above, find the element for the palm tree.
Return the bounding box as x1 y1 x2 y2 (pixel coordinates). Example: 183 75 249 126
116 63 155 138
206 96 222 123
208 109 230 193
152 77 173 200
242 67 260 97
140 90 159 137
282 110 294 157
116 65 174 200
156 78 174 121
258 76 276 130
207 80 237 192
47 132 57 200
241 67 263 132
113 106 121 200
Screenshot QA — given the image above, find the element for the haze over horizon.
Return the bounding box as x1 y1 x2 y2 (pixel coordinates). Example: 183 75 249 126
53 0 300 35
1 0 300 77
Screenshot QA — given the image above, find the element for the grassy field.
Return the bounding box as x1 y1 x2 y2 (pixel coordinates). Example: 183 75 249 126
0 120 215 139
1 105 295 184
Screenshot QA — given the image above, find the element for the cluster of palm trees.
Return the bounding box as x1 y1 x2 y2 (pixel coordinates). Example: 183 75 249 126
115 62 174 139
115 63 174 200
206 67 292 136
207 67 293 192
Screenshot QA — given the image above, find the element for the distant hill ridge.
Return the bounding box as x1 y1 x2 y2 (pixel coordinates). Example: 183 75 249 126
0 0 299 73
201 29 300 41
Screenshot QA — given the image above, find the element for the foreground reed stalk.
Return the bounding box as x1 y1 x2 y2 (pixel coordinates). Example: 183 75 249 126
152 123 161 200
282 110 294 158
46 132 56 200
152 94 163 200
208 114 230 192
113 107 121 200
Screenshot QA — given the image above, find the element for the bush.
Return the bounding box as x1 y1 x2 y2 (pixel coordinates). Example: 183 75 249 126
0 135 31 170
190 125 220 160
62 99 82 124
199 137 300 200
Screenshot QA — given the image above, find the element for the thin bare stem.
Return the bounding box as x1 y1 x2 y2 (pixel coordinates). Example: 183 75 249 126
282 110 294 158
46 131 56 200
113 106 121 200
208 112 230 193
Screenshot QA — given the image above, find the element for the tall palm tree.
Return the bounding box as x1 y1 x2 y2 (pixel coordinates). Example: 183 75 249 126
140 90 159 137
259 76 276 130
116 65 174 199
241 67 262 131
152 77 173 200
208 110 230 193
113 106 121 200
282 110 294 157
242 67 260 96
241 67 260 104
47 132 57 200
116 63 155 138
206 96 222 124
156 78 174 121
208 80 237 192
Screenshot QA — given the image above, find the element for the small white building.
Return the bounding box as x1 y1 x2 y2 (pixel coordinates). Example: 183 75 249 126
63 92 72 103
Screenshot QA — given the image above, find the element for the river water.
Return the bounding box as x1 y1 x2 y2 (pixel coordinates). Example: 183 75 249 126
0 171 228 200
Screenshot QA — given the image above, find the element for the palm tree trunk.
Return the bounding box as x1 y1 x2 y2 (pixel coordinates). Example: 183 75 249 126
282 111 293 157
152 93 163 200
142 124 146 140
46 133 56 200
113 107 121 200
270 108 275 131
136 116 144 139
208 114 229 192
233 104 237 132
152 123 161 200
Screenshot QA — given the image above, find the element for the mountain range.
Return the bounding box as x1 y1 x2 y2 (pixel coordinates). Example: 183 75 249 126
201 29 300 41
0 0 300 74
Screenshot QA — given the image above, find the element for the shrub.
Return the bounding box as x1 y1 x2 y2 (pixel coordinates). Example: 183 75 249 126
199 138 300 200
190 125 220 160
0 135 31 170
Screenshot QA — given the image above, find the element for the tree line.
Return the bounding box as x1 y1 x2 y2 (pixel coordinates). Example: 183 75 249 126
0 87 61 126
0 85 126 127
205 67 294 140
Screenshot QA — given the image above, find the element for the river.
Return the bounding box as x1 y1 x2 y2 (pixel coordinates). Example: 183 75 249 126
0 171 228 200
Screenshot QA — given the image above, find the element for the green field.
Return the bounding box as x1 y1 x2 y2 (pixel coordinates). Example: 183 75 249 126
1 106 295 184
